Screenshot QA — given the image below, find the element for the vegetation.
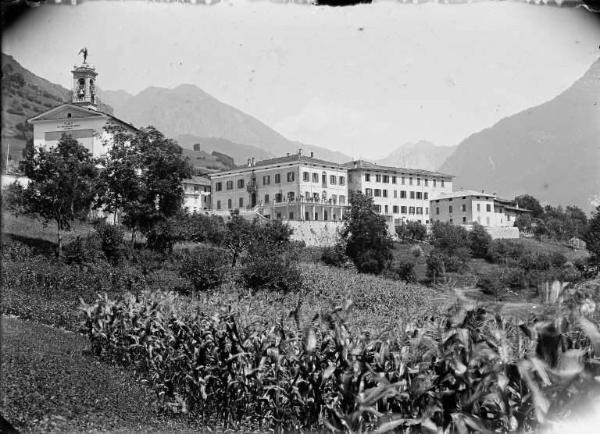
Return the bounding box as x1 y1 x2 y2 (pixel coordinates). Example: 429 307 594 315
179 246 230 292
340 192 393 274
4 134 98 257
395 220 427 243
584 205 600 267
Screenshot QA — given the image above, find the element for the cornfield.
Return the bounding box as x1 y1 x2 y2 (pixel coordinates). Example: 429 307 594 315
80 279 600 433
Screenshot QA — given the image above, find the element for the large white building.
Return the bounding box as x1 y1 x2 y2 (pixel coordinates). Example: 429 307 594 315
210 151 348 221
346 160 454 225
430 190 531 227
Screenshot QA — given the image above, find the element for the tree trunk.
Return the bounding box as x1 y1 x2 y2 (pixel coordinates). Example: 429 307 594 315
56 222 63 258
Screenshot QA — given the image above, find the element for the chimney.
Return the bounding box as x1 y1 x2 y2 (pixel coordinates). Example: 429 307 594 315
298 148 302 155
286 152 290 157
251 157 255 166
247 158 252 167
310 151 314 158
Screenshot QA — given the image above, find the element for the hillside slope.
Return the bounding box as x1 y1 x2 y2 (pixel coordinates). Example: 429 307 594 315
99 84 351 164
439 58 600 212
377 140 456 172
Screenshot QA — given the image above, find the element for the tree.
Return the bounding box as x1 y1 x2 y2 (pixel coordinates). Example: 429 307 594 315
469 223 492 259
396 220 427 243
430 221 470 255
95 125 192 241
514 194 544 218
583 206 600 266
514 213 533 232
340 192 393 274
5 134 97 257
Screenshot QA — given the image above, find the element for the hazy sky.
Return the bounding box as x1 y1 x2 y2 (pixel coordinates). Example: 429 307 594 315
3 1 599 158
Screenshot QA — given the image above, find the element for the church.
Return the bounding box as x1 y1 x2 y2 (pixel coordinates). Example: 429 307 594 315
27 50 138 156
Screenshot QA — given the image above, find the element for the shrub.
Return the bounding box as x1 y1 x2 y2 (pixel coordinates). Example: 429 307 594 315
426 248 469 281
469 223 492 258
487 239 526 264
477 270 505 296
94 221 125 263
63 235 105 265
180 247 230 292
430 221 470 255
239 248 303 293
409 244 423 258
396 221 427 243
385 260 417 283
1 242 34 262
145 220 179 253
321 244 348 267
549 251 568 268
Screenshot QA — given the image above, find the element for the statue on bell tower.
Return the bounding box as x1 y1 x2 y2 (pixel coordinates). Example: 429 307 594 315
71 49 98 110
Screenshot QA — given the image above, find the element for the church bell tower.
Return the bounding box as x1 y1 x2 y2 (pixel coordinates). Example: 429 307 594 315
71 48 98 110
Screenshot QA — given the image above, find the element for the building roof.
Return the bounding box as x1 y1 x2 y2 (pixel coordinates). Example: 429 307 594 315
431 190 496 200
344 160 454 179
183 175 211 186
210 152 344 177
28 103 139 132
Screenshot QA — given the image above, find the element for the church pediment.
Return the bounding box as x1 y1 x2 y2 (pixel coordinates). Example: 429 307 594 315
28 104 106 123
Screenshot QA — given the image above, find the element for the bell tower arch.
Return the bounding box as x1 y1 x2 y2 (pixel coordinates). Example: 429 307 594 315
71 49 98 110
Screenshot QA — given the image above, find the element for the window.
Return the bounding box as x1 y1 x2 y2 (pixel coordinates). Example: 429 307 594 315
331 194 337 204
226 180 233 190
441 180 445 188
275 193 283 203
339 195 346 205
374 205 381 213
275 173 281 183
305 211 310 220
330 175 336 185
314 213 318 221
228 199 232 209
375 174 381 182
303 171 310 182
394 190 398 198
433 179 437 188
263 175 271 185
287 171 295 182
401 206 407 214
288 192 295 201
374 189 381 197
401 176 406 185
477 203 481 212
365 188 373 197
239 197 244 208
400 190 407 199
384 205 389 214
305 192 311 201
312 173 319 183
313 192 319 202
289 212 294 220
264 194 270 204
486 204 492 212
382 175 389 183
436 207 440 215
277 213 282 220
237 179 245 189
393 205 399 214
461 204 467 212
424 179 428 186
383 189 388 198
324 211 328 221
416 207 423 215
410 191 415 199
322 173 327 185
215 182 222 192
450 218 453 224
409 177 413 185
462 216 467 223
365 173 371 182
424 192 428 200
417 178 421 186
339 176 345 185
425 207 429 215
416 192 422 200
392 176 397 184
409 206 416 215
216 200 221 210
449 205 453 213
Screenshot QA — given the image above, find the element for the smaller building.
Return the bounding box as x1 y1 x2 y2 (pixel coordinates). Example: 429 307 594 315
182 176 211 213
430 190 531 227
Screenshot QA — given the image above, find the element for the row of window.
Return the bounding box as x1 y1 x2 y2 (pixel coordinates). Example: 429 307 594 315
271 211 341 222
361 173 445 188
432 216 493 225
374 205 429 215
436 203 493 214
302 172 345 186
215 193 348 210
364 189 429 200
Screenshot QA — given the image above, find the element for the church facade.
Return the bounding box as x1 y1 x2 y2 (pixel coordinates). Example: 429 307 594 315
28 58 137 156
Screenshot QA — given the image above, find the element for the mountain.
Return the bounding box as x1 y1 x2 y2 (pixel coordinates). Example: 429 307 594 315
175 134 272 164
439 58 600 212
1 52 113 167
98 84 351 164
377 141 456 171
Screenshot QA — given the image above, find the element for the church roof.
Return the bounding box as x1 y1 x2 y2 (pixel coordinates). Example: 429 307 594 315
28 103 139 132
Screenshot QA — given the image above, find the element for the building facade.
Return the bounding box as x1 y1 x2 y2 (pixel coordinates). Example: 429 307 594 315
346 160 453 225
210 151 348 221
28 58 137 157
430 190 530 227
182 176 211 213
